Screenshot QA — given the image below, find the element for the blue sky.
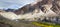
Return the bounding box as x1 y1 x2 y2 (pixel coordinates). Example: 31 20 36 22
0 0 35 9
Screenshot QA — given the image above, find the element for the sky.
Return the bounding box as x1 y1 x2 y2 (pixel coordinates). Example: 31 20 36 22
0 0 35 9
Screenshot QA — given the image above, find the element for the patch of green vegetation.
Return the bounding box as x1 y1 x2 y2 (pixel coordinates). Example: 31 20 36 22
32 22 60 27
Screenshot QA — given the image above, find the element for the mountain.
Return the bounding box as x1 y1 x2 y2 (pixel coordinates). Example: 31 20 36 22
14 0 60 21
4 8 16 12
0 0 60 21
14 0 59 17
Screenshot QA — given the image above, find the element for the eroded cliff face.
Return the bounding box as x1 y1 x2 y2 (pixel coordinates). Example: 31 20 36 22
51 0 60 15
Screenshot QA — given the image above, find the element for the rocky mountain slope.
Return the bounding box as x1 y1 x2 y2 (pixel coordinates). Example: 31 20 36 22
0 0 60 21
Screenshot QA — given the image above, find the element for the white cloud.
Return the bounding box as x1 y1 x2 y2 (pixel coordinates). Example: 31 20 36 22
0 0 35 9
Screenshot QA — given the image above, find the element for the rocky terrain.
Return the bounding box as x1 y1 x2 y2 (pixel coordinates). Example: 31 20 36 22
14 0 60 21
0 0 60 27
0 0 60 22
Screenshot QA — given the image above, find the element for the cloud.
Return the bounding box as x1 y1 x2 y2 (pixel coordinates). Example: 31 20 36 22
0 0 35 9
